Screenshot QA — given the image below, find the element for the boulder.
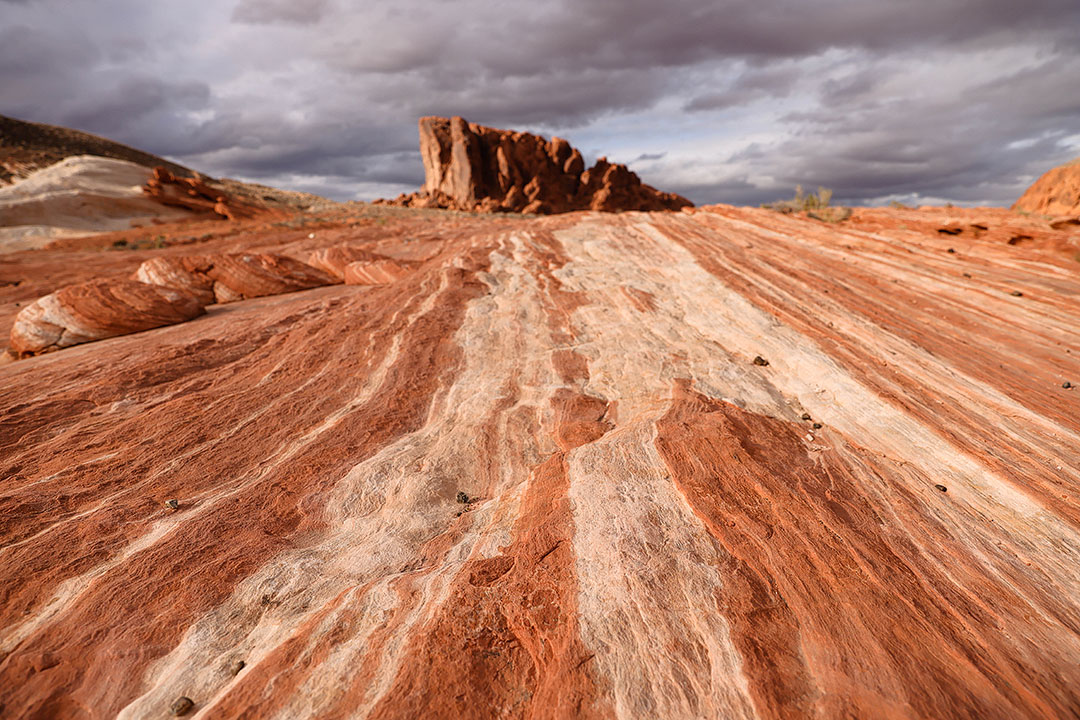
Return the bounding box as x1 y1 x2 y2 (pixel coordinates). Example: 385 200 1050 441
9 279 205 356
134 253 339 304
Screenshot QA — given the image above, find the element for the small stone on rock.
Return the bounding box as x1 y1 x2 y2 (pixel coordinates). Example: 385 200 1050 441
812 422 823 429
229 659 245 676
1064 381 1074 389
935 484 948 493
1010 291 1023 297
170 696 194 716
164 499 179 510
800 413 812 421
947 248 956 253
752 355 769 367
456 491 470 504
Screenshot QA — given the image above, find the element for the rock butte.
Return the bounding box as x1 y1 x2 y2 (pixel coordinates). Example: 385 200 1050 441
1 195 1079 719
1013 157 1080 217
378 116 693 214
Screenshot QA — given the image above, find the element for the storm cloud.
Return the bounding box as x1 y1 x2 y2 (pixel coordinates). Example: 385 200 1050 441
2 0 1078 205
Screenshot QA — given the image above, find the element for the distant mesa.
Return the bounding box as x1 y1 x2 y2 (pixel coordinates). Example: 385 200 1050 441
378 116 692 214
1013 157 1080 217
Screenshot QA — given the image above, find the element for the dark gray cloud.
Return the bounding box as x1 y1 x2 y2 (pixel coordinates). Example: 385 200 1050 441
2 0 1078 205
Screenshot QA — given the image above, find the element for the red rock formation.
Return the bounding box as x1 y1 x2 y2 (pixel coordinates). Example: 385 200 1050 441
8 278 204 356
379 116 692 214
1013 157 1080 216
134 253 339 304
143 167 260 221
1 204 1079 719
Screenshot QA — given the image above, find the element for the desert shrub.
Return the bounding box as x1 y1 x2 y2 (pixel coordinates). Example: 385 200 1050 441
763 185 834 213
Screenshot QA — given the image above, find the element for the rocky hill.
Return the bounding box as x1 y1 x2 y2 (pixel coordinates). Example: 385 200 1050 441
0 114 195 185
379 116 692 214
0 192 1078 718
1013 157 1080 217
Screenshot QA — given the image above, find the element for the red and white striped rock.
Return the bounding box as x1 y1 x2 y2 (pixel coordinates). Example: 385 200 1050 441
1 205 1079 719
8 278 205 356
134 253 338 305
306 245 388 280
342 258 413 285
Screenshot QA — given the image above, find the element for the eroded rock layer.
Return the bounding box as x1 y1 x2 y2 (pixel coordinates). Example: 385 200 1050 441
8 279 205 357
134 253 339 305
1013 157 1080 216
1 204 1079 719
379 116 693 214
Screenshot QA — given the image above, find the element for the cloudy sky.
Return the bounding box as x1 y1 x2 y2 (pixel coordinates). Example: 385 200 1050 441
3 0 1079 206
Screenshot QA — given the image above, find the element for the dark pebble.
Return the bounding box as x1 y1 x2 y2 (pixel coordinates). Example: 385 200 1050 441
164 499 179 511
752 355 770 367
947 248 956 253
1010 291 1023 297
1064 381 1074 389
963 273 971 278
812 422 823 429
170 696 194 716
456 491 470 504
935 484 948 493
229 659 245 676
800 413 812 421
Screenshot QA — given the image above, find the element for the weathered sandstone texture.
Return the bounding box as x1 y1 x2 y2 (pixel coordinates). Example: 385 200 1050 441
379 116 692 214
343 258 415 285
134 253 339 305
306 245 393 280
1013 157 1080 216
8 278 204 356
1 204 1079 719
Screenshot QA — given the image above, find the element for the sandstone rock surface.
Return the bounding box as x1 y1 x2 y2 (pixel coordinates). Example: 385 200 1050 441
134 253 339 305
380 116 692 214
306 245 391 280
343 258 415 285
8 278 205 356
0 156 196 253
1 203 1079 719
1013 157 1080 216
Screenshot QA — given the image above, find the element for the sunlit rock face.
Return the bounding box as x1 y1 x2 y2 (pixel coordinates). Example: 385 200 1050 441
1013 157 1080 217
1 203 1079 719
379 116 693 214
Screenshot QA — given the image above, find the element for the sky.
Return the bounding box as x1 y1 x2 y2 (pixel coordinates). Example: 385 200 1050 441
2 0 1079 207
